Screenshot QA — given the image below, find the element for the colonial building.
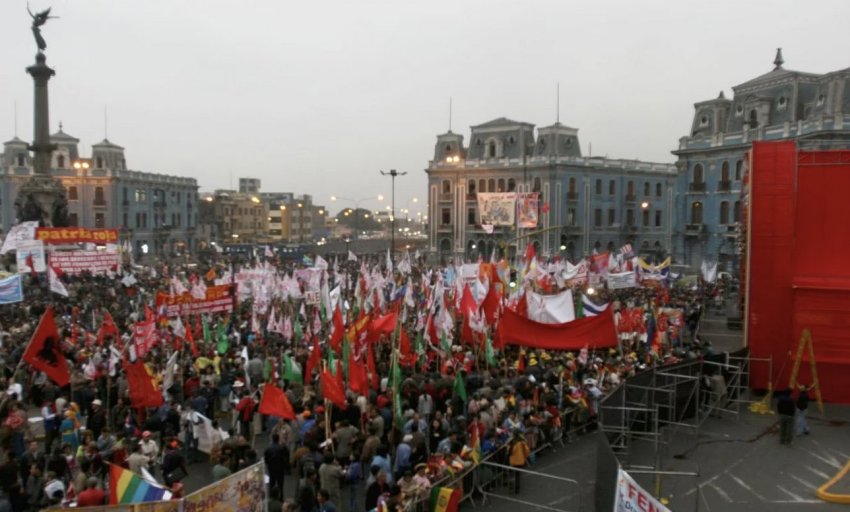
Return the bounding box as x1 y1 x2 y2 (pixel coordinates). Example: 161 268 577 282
673 49 850 269
426 118 677 262
200 190 268 243
0 126 198 255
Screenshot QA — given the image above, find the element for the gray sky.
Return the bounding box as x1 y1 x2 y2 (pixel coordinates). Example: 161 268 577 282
2 0 849 217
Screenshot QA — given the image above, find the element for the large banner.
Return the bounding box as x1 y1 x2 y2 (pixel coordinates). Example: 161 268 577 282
608 271 637 290
155 285 233 316
50 250 120 275
516 192 539 228
74 503 180 512
527 289 576 324
613 468 671 512
16 240 46 273
477 193 516 226
0 221 38 255
0 275 23 305
36 227 119 244
183 462 265 512
497 304 617 350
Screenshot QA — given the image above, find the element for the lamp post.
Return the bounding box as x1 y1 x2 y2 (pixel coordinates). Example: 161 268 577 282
379 170 407 259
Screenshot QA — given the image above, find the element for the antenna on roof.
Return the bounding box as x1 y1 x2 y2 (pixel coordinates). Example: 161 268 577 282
556 82 560 124
104 106 108 140
448 97 453 133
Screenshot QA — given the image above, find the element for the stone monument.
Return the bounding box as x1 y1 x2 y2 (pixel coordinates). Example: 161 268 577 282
14 6 69 227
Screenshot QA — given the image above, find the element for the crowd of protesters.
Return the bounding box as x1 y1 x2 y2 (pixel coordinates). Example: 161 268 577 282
0 249 727 512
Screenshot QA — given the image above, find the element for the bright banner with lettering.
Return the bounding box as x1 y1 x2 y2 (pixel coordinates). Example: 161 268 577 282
155 284 233 316
50 250 119 275
608 271 637 290
516 192 539 228
613 468 671 512
0 275 23 305
182 462 265 512
477 193 517 226
36 227 119 244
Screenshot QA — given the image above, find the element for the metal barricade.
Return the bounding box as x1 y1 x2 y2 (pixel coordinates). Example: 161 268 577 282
475 460 583 512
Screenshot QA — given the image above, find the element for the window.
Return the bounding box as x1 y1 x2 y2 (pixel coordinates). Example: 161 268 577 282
497 179 505 192
655 210 662 227
700 115 709 126
721 162 730 183
642 209 650 227
96 156 103 169
441 208 451 225
441 180 451 195
693 164 704 183
720 201 730 224
467 208 476 225
608 209 615 226
69 213 78 226
735 160 743 180
627 181 634 198
487 140 497 158
568 177 576 196
16 154 25 166
488 179 496 193
142 213 148 228
123 213 128 227
777 96 787 110
507 179 516 192
595 179 602 195
135 189 146 202
533 178 541 193
57 155 65 168
736 105 744 116
749 110 758 128
817 94 825 106
626 209 634 226
479 179 486 193
734 201 741 223
691 202 703 224
656 183 662 197
95 213 105 228
94 186 104 203
468 181 476 196
68 186 78 200
643 182 650 196
123 187 129 202
609 180 615 195
594 209 602 227
567 208 576 226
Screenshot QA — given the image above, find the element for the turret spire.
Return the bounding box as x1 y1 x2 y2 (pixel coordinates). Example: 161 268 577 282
773 47 784 70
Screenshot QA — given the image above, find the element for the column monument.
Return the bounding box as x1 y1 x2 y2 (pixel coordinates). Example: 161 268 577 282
14 6 69 227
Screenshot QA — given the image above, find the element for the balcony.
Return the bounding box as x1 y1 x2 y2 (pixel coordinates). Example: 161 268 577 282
625 194 636 203
563 225 582 234
567 192 579 201
154 200 167 208
688 182 706 193
685 223 704 236
466 193 477 201
122 199 130 207
439 193 452 202
93 198 107 207
624 224 638 232
718 180 732 192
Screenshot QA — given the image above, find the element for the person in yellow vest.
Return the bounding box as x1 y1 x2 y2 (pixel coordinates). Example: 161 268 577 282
508 430 530 494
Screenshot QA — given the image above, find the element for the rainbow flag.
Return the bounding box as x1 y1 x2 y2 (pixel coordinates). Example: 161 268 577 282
109 464 169 504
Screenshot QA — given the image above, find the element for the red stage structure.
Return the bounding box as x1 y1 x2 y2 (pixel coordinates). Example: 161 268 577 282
745 140 850 403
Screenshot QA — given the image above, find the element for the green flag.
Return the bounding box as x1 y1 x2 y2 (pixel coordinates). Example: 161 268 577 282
391 355 404 429
283 354 302 382
293 318 303 340
263 359 273 382
328 350 338 376
414 331 424 355
441 329 451 353
202 317 211 342
341 339 350 378
485 337 497 367
216 323 229 354
453 371 467 402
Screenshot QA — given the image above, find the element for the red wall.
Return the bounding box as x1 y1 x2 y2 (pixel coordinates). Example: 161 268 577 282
747 141 850 402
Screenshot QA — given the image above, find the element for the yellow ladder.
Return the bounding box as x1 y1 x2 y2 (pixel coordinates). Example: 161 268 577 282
788 328 824 415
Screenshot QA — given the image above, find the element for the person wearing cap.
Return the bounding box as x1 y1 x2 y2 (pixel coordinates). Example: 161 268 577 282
139 431 159 474
88 399 107 440
412 463 432 495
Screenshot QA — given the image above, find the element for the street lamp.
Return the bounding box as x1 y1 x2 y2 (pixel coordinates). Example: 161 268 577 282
330 195 384 240
72 160 90 171
380 169 407 261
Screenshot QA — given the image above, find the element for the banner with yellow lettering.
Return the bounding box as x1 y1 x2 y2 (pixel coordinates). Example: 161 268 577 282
36 227 119 244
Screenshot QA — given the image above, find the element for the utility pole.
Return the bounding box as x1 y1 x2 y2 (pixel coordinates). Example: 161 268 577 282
380 169 407 262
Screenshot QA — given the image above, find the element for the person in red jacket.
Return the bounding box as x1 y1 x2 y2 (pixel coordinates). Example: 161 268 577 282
235 391 256 441
75 477 105 507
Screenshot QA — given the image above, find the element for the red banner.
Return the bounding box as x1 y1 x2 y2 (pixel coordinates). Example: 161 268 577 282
50 251 119 275
155 285 233 317
36 228 119 244
133 320 157 358
497 305 617 350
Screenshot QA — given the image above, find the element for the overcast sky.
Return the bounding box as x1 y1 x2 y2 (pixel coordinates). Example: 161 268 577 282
2 0 849 216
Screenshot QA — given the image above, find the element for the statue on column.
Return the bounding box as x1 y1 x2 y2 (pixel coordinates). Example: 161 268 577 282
28 4 57 51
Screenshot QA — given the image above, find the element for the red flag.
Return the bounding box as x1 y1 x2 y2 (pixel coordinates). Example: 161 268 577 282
22 308 69 387
329 305 344 354
305 336 321 383
124 359 163 408
515 293 529 318
184 317 199 357
133 320 157 358
367 310 398 342
399 328 411 357
321 369 346 408
348 350 368 396
497 305 617 350
97 311 120 346
258 383 296 420
366 343 378 390
481 281 501 325
525 242 536 265
517 351 526 373
25 253 37 276
460 284 477 317
194 315 203 340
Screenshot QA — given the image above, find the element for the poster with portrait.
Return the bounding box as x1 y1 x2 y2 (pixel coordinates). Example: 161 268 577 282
477 193 516 226
516 192 539 228
16 240 46 273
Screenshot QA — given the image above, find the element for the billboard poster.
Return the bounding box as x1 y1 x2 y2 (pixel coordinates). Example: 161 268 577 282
183 462 265 512
50 250 120 275
477 193 516 226
516 192 539 228
16 240 46 273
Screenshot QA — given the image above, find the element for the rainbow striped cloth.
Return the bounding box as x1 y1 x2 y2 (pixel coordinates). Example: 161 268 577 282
109 464 170 504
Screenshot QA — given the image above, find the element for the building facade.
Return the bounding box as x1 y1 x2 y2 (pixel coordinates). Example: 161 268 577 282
1 127 198 255
673 49 850 269
426 118 677 262
200 190 268 243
